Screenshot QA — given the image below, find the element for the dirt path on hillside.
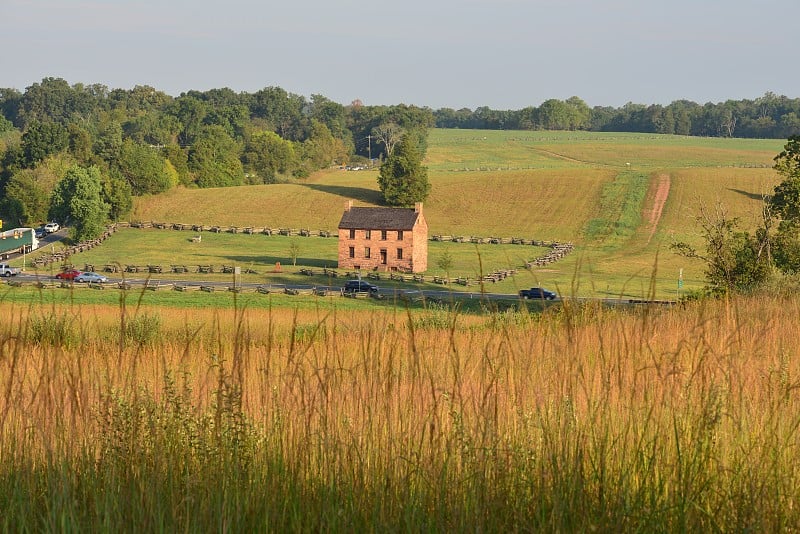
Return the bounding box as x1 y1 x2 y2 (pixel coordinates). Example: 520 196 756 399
644 173 671 245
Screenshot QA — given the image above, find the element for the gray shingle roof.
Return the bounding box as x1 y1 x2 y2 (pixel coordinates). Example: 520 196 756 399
338 207 420 230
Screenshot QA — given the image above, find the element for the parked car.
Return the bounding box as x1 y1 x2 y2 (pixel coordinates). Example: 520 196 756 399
75 272 108 284
519 287 557 300
0 263 20 277
344 280 379 293
44 222 60 233
55 269 82 280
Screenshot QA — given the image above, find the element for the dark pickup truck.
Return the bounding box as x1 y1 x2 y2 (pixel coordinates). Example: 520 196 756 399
519 287 557 300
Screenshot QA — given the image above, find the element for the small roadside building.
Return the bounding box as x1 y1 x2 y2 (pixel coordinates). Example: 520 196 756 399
337 201 428 273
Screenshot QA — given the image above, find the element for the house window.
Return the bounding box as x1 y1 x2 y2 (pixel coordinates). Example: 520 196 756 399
397 248 403 260
380 249 387 265
365 230 371 240
349 229 355 239
349 246 355 258
364 247 371 259
397 230 404 240
381 230 387 240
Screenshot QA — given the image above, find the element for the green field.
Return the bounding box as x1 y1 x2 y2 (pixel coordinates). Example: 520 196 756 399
16 129 786 299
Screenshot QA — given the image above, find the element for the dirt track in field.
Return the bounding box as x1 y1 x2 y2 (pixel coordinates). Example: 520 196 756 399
644 174 671 245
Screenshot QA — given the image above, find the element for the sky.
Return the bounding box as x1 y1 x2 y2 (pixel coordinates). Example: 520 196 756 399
2 0 799 110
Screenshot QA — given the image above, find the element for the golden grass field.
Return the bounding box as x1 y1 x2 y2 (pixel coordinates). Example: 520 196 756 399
2 293 800 530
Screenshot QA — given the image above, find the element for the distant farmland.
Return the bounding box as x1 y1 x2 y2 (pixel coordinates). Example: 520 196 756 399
123 130 784 298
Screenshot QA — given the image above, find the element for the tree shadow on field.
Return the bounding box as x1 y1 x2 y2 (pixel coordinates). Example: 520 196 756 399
301 183 383 204
729 188 769 201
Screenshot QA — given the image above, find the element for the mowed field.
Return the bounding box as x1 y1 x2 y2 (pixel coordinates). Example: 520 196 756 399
110 130 785 298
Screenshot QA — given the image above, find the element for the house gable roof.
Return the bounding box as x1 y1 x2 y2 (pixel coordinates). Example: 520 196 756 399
338 207 420 230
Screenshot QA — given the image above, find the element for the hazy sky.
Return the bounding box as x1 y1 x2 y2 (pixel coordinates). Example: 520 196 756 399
2 0 798 109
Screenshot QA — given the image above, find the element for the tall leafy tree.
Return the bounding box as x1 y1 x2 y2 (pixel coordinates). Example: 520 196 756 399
102 170 133 222
168 96 209 146
189 125 243 188
161 144 191 186
49 165 109 241
0 115 13 134
18 77 75 127
377 129 430 206
251 87 306 140
67 123 93 164
302 120 346 170
124 112 180 146
243 130 297 183
0 168 52 226
116 139 177 195
92 116 124 162
0 88 22 126
769 136 800 273
21 120 69 167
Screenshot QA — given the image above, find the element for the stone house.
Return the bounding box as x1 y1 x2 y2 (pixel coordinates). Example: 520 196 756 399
337 201 428 273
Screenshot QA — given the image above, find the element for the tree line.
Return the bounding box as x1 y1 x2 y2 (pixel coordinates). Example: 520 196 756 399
434 93 800 139
1 78 798 241
0 78 435 239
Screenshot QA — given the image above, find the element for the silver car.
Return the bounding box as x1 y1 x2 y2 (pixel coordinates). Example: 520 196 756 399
75 272 108 283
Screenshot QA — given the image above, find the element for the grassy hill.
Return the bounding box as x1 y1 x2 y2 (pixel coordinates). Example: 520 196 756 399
91 130 787 298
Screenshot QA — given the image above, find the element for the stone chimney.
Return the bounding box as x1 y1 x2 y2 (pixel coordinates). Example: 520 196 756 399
414 202 423 214
345 200 353 211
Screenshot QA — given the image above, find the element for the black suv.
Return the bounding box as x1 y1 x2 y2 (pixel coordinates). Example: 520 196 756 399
519 287 557 300
344 280 379 293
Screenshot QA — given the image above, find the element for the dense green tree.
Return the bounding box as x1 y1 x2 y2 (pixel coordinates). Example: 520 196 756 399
770 136 800 221
189 125 243 188
161 144 191 186
310 94 349 141
21 120 69 167
377 130 430 206
168 96 209 146
243 130 297 183
250 87 306 140
0 115 13 134
116 139 178 195
108 85 172 114
92 116 123 162
67 123 93 164
0 88 22 126
302 120 347 170
0 169 50 226
204 104 249 140
49 165 110 241
565 97 591 129
124 112 180 146
102 170 133 221
18 78 75 126
769 136 800 274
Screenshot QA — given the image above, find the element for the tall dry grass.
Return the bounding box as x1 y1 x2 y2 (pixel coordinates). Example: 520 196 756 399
1 295 799 531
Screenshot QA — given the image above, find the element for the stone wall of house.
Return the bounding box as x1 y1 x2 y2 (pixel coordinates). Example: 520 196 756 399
411 211 428 272
337 228 417 272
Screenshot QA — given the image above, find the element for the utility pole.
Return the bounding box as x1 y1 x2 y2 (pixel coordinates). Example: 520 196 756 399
367 135 372 165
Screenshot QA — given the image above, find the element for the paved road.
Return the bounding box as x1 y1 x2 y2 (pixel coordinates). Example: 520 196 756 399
11 269 542 301
7 232 671 305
